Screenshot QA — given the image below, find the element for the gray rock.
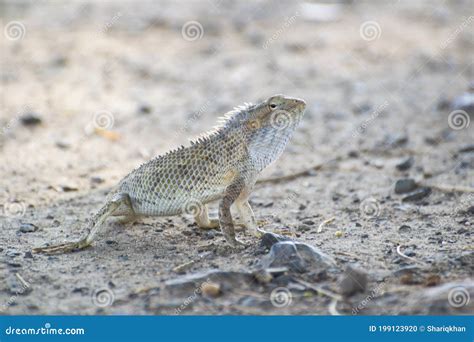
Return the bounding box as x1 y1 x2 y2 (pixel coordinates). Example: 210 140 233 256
451 92 474 116
402 187 432 202
338 265 368 296
20 113 42 126
259 232 291 249
164 270 255 298
411 280 474 314
297 223 312 232
260 241 335 273
395 156 414 171
394 179 417 194
398 225 412 234
19 223 38 233
459 144 474 153
393 265 421 276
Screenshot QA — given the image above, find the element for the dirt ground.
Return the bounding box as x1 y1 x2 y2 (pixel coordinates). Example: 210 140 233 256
1 1 473 315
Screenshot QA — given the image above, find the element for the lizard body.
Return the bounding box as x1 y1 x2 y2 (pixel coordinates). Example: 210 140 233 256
33 94 306 254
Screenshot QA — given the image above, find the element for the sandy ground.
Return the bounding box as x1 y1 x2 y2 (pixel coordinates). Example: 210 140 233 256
0 0 473 315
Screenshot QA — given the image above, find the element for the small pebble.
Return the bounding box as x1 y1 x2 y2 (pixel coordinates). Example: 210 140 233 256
402 187 431 202
394 178 417 194
60 185 78 192
19 223 38 233
395 156 414 171
90 176 104 184
398 225 412 234
338 265 368 296
55 141 71 149
459 144 474 153
297 224 311 232
138 104 152 114
20 113 42 126
201 282 221 297
335 231 343 238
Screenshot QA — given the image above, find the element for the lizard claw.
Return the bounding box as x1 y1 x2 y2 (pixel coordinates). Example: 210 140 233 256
228 238 247 249
32 239 91 255
250 228 266 238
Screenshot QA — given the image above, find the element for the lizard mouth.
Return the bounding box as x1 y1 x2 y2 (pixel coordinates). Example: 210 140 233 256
287 98 306 111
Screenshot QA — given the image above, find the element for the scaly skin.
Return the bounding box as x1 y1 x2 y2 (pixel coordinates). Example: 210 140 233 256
33 94 306 254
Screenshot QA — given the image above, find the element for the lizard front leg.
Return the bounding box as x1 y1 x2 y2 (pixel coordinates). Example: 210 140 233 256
33 193 134 254
219 177 246 247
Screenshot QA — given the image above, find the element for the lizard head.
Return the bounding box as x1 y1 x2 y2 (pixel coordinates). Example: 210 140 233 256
241 94 306 170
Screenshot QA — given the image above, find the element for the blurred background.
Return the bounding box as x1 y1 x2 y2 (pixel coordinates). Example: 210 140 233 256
1 0 472 185
0 1 472 315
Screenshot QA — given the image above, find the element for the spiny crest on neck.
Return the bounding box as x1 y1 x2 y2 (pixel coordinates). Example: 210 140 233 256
190 102 255 144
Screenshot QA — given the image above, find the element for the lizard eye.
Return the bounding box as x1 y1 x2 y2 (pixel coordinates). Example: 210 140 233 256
269 103 277 109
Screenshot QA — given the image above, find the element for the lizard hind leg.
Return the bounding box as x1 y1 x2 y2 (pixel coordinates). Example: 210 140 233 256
235 199 266 237
32 193 133 255
194 204 219 229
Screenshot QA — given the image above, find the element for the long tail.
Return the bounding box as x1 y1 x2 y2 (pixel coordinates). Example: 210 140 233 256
32 199 121 255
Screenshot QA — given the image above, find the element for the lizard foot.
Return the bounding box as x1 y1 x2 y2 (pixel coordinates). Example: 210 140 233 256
227 237 247 249
32 238 91 255
250 228 267 238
